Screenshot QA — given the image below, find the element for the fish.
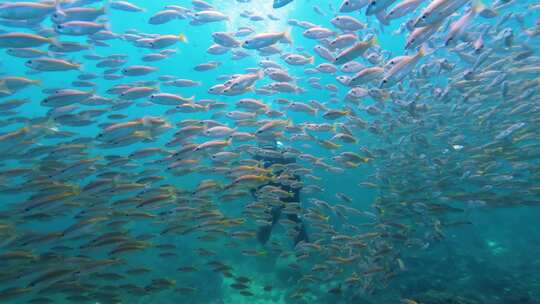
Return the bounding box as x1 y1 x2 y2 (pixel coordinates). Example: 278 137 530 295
380 47 425 88
414 0 471 27
273 0 294 9
0 32 59 48
366 0 398 16
0 1 56 20
387 0 427 20
25 58 81 71
54 21 108 36
339 0 370 12
242 32 291 49
110 1 145 12
334 37 378 65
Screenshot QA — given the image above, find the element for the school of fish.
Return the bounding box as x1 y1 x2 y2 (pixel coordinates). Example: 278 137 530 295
0 0 539 303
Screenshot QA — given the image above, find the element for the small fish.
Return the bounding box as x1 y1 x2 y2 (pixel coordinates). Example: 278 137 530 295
54 21 108 36
110 1 145 12
0 32 59 48
273 0 294 9
413 0 470 27
339 0 370 12
334 37 378 65
243 32 291 49
25 58 81 71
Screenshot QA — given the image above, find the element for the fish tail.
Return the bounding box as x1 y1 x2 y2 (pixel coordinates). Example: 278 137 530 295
134 130 153 141
371 35 379 46
283 30 293 44
31 79 42 86
103 22 111 32
101 2 108 14
0 80 12 95
42 117 59 134
473 0 486 13
309 56 315 65
48 37 62 48
178 33 188 43
418 45 426 57
54 0 63 13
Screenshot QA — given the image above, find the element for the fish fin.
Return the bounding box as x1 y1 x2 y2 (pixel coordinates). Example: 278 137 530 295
178 33 188 43
309 56 315 64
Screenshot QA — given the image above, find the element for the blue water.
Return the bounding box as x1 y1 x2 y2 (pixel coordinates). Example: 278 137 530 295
1 0 539 303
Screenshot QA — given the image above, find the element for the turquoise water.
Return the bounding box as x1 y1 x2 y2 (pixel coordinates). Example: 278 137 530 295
0 0 539 303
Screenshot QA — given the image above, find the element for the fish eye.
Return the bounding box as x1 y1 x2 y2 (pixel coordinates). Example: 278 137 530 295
57 24 63 29
422 14 427 19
